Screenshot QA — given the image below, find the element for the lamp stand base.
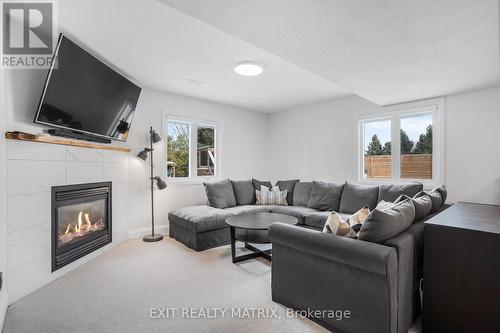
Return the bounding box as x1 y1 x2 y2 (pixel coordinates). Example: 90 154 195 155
143 234 164 242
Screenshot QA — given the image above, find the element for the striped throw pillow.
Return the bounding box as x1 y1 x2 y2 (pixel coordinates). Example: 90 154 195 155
256 186 288 206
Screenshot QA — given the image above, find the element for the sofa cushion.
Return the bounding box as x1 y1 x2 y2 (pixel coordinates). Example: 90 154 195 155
252 179 272 191
339 182 379 213
220 205 271 216
304 211 351 229
396 192 432 222
425 190 442 213
276 179 299 205
269 205 318 224
378 183 423 203
169 205 228 233
358 199 416 243
230 180 256 205
203 180 236 209
432 184 447 206
307 181 344 211
293 182 313 206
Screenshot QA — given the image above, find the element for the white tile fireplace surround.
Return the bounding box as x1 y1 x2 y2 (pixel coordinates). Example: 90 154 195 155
6 141 129 303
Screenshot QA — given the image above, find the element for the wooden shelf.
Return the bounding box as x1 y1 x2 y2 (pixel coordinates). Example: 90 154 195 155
5 131 131 153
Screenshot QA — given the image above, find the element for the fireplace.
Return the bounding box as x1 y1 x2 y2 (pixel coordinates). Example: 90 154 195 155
51 182 112 272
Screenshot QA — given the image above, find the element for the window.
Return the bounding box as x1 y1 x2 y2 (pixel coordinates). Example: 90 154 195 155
400 114 433 180
197 127 215 176
166 117 219 179
359 105 441 185
363 119 392 179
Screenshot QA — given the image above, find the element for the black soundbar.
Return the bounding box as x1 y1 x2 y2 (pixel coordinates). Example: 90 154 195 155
48 129 112 144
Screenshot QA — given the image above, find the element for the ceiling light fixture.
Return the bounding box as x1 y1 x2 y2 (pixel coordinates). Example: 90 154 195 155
234 61 263 76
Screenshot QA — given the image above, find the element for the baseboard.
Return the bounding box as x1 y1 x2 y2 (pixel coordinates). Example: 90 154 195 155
0 288 8 332
128 225 168 240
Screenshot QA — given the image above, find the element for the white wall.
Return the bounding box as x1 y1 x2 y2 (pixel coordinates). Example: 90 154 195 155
269 95 374 183
127 89 270 235
444 87 500 204
270 85 500 205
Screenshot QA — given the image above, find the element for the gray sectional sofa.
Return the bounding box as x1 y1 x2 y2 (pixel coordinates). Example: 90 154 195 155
168 179 448 333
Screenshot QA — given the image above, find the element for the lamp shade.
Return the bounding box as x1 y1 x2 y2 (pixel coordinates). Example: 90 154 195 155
151 130 162 143
137 148 150 161
154 177 167 190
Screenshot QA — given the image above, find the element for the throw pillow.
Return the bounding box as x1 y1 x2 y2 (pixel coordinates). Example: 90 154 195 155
322 206 370 238
276 179 299 205
358 198 415 243
322 211 357 238
378 183 423 203
432 184 447 207
339 181 380 214
292 182 313 206
347 205 370 232
230 180 256 205
256 186 288 206
252 179 272 191
203 180 237 209
307 181 344 211
425 190 442 213
395 193 432 222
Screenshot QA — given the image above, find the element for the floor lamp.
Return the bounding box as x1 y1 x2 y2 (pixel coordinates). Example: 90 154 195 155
137 126 167 242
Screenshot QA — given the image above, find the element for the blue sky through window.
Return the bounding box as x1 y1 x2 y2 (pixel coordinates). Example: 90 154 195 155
167 122 189 140
363 113 432 150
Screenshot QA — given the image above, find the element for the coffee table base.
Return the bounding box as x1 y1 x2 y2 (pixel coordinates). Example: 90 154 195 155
230 227 271 263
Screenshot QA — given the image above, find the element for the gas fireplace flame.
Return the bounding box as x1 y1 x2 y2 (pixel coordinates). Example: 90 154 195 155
59 210 105 245
76 211 83 233
84 213 92 230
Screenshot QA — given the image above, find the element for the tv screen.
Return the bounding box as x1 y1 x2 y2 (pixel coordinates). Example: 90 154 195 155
35 34 141 141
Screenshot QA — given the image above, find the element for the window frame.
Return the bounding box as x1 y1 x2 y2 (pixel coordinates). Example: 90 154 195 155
357 101 444 188
164 114 222 185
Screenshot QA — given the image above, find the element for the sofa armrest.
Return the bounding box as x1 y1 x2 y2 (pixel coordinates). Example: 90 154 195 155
268 223 398 333
384 222 424 332
269 222 396 276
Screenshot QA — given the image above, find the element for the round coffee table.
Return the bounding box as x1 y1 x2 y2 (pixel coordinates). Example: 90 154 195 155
225 212 298 263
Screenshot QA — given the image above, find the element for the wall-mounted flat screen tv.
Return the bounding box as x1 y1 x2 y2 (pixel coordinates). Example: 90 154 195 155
34 34 141 142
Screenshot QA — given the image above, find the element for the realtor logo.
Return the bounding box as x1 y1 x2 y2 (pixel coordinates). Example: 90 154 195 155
1 1 57 68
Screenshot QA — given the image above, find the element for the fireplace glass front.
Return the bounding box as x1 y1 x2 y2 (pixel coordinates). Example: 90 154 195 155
52 182 112 271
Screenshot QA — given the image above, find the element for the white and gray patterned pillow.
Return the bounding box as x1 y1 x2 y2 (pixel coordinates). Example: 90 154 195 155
322 211 357 238
322 206 370 238
256 185 288 205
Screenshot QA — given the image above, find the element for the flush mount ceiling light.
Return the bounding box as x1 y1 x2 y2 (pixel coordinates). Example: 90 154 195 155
234 61 263 76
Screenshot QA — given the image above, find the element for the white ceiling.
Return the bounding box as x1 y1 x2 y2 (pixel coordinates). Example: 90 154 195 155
58 0 350 112
159 0 500 105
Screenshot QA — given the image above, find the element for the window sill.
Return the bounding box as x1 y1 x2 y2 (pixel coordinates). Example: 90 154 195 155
166 177 221 187
358 178 440 190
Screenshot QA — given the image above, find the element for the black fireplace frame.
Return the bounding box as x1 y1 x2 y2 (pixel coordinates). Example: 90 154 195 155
51 182 112 272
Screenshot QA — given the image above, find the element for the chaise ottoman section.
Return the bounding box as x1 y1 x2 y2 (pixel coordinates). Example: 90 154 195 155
168 205 272 251
168 205 231 251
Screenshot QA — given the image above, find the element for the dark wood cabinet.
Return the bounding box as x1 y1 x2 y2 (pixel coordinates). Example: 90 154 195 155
423 202 500 333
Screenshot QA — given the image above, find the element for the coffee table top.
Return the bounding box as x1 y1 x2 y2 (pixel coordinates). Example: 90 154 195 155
225 212 298 230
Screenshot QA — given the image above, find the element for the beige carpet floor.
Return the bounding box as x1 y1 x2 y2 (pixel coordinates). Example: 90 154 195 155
4 237 421 333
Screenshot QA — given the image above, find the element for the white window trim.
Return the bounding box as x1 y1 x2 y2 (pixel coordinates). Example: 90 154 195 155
356 98 444 189
163 113 223 186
